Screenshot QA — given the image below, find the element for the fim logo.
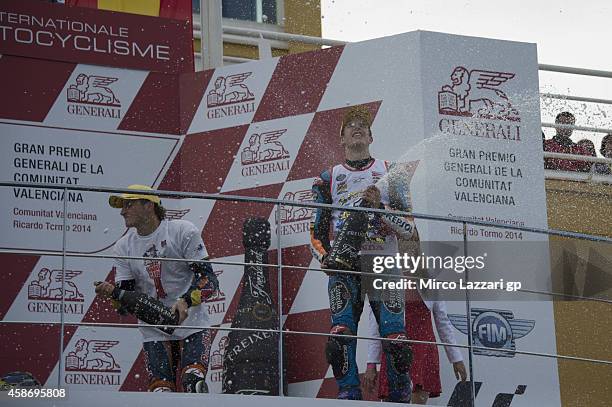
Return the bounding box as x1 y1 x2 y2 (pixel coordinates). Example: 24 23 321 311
438 66 520 121
64 339 121 386
27 268 85 315
240 130 291 177
206 73 255 119
449 308 535 357
66 74 121 119
276 190 315 236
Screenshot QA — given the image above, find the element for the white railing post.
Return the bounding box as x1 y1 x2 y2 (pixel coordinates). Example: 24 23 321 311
258 33 273 59
201 0 224 69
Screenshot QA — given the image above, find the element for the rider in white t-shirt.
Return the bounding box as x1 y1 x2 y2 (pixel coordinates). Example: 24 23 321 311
95 185 218 393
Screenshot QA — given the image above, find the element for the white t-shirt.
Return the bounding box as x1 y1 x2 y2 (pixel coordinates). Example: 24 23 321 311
113 219 210 342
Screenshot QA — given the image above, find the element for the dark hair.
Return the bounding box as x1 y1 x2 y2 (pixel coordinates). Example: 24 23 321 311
555 111 575 123
153 203 166 220
577 139 596 155
135 199 166 220
601 133 612 156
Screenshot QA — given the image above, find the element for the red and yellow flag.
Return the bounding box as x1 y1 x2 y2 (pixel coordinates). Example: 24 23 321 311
66 0 191 20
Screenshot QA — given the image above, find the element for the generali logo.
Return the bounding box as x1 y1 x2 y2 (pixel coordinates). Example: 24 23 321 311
64 339 122 385
206 73 256 119
206 270 226 316
210 336 229 371
437 67 522 142
165 208 190 220
209 335 229 383
205 270 226 303
66 74 121 119
240 129 291 177
438 67 520 122
276 190 315 236
27 268 85 315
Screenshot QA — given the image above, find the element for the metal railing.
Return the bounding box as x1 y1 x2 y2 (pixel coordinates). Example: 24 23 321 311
197 24 612 109
193 21 346 47
194 22 612 79
542 122 612 135
1 181 611 404
544 151 612 165
540 92 612 106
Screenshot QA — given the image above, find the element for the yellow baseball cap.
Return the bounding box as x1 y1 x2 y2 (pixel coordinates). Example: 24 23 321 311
109 184 161 208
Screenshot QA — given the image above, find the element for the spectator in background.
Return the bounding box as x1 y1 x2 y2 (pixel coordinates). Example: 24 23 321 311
577 139 597 173
594 134 612 175
577 139 596 155
543 112 592 172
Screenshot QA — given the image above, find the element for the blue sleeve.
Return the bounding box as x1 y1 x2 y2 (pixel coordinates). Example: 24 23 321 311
309 169 332 262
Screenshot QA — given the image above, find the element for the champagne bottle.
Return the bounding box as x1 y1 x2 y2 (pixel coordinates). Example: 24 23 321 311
110 287 179 334
222 218 286 395
326 199 372 271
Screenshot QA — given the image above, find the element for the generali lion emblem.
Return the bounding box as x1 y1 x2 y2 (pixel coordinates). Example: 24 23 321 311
207 73 255 107
204 270 226 303
67 74 120 107
277 190 316 224
65 339 121 372
28 268 84 302
164 208 190 221
210 336 229 370
438 67 520 121
241 129 289 165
